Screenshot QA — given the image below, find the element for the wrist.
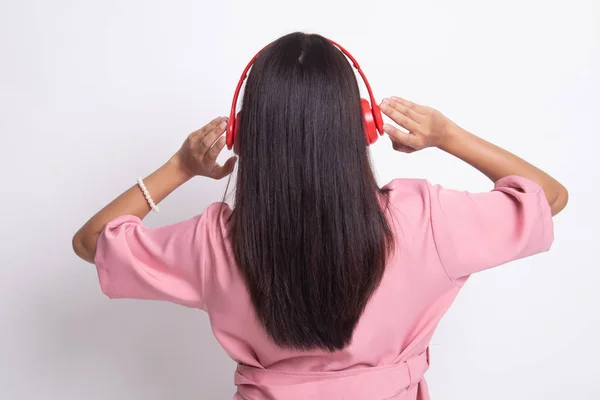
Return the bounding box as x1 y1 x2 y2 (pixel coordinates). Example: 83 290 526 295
167 153 195 183
438 122 467 153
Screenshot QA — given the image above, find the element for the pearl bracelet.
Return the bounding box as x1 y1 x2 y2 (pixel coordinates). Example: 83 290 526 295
137 177 160 213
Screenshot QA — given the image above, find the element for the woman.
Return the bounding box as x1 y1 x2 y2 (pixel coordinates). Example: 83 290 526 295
73 32 568 399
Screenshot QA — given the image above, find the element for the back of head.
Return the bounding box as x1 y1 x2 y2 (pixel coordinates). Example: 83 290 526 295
229 32 393 351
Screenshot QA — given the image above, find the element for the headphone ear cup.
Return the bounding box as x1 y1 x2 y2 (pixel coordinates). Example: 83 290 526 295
371 103 384 136
226 111 242 153
361 98 378 145
226 115 236 150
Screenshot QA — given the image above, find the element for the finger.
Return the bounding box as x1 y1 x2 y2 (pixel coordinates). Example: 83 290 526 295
211 156 237 180
200 118 228 153
390 96 428 114
383 123 423 150
386 98 423 122
206 136 227 161
190 117 224 140
380 101 421 133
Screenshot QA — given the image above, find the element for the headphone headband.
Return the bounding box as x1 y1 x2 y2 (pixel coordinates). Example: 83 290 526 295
227 36 382 150
325 38 379 114
227 45 266 132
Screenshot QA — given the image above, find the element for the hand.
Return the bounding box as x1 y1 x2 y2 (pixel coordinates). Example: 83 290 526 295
175 116 237 179
379 97 457 153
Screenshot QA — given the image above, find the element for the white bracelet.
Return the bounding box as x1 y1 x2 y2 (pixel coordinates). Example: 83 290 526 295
137 177 160 213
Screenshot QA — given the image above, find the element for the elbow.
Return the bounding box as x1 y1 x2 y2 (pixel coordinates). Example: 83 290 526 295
550 184 569 216
72 231 95 263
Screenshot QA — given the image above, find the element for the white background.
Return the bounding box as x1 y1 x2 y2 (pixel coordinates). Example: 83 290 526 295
1 0 598 399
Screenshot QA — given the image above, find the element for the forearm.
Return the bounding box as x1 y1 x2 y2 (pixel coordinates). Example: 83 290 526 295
440 125 568 215
72 155 192 263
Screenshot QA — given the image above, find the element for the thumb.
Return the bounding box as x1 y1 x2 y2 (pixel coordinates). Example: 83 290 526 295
383 124 421 150
212 156 237 180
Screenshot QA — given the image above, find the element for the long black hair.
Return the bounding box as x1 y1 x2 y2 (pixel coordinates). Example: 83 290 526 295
228 32 394 351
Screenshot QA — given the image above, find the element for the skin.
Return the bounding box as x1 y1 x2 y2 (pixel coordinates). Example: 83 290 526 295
72 98 568 263
72 116 236 263
379 97 568 216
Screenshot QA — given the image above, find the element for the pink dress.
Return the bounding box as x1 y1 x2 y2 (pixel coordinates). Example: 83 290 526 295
94 176 554 399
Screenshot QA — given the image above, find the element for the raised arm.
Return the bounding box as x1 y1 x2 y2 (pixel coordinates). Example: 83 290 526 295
72 116 236 263
379 97 568 216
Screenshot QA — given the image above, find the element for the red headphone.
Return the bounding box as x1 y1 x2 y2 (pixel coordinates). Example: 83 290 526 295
226 37 384 152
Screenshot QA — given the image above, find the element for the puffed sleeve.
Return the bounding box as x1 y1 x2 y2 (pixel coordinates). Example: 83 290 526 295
94 212 209 309
427 175 554 283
